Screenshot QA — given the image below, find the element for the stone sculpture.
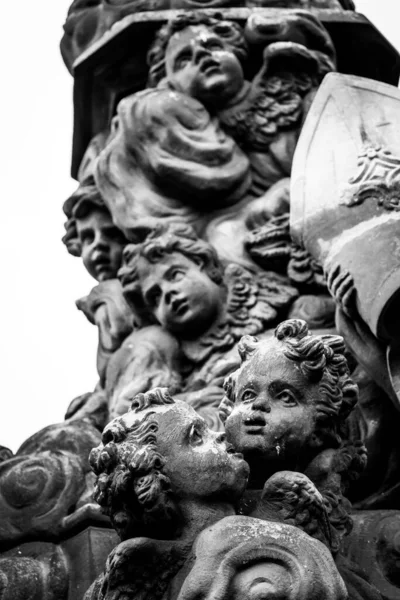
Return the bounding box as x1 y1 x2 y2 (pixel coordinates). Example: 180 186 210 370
220 319 362 550
110 223 298 423
63 180 128 281
3 0 400 598
77 279 134 386
94 10 335 240
84 387 348 600
291 72 400 514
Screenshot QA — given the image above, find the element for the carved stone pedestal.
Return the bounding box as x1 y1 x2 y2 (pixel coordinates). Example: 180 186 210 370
62 526 118 600
0 524 118 600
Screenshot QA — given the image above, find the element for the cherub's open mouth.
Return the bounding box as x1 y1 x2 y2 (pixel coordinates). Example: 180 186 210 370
244 413 266 433
171 297 189 316
94 255 111 273
201 58 221 76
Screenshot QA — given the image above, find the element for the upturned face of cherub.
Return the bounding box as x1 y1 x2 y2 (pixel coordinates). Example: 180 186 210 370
123 400 249 501
136 252 223 338
76 208 126 281
225 338 319 471
165 25 244 108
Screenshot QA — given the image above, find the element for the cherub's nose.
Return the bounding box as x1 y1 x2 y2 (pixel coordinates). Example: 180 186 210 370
164 288 177 306
252 395 271 413
193 43 211 65
92 231 108 250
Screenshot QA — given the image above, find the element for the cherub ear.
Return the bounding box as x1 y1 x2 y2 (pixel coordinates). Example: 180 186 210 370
237 335 259 362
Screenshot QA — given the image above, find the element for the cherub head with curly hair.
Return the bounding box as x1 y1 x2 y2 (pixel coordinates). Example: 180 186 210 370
62 179 127 281
90 388 249 541
219 319 358 478
118 223 225 336
147 12 248 109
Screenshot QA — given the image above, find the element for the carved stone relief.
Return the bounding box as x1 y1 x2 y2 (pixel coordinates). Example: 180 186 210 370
84 387 351 600
94 11 335 242
4 2 400 599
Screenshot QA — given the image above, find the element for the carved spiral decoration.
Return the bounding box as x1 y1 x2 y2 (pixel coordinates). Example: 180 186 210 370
0 451 85 544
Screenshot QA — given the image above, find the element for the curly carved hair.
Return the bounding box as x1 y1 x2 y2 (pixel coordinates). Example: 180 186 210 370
62 178 116 257
118 223 224 324
147 12 248 88
220 319 358 448
89 388 180 540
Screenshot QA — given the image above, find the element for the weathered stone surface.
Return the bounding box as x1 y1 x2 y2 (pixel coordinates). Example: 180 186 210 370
0 542 68 600
84 387 349 599
111 225 298 425
220 320 362 552
63 181 128 281
61 2 350 74
291 73 400 344
77 279 134 386
343 510 400 600
0 420 101 546
61 527 118 600
2 3 398 600
69 8 400 177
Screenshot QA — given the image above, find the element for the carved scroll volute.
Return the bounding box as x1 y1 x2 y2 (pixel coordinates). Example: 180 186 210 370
291 73 400 344
0 421 101 545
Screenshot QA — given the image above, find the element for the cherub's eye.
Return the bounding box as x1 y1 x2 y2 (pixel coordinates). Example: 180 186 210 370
80 231 94 245
205 40 223 52
170 269 184 282
276 390 297 407
175 53 191 71
189 425 203 446
241 389 256 403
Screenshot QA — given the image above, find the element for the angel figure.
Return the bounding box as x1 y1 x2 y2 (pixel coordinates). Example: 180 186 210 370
108 223 298 425
147 10 336 194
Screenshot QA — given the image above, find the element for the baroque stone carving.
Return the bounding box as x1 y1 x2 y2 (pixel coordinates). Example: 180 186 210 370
0 542 68 600
0 419 101 545
110 224 298 423
291 73 400 345
94 10 335 240
291 74 400 508
84 387 348 600
6 2 400 599
63 180 128 281
219 320 363 552
60 1 350 73
77 280 134 386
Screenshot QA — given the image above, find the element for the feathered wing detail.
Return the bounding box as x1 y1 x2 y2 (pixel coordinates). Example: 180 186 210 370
252 470 333 550
225 264 298 339
220 40 332 152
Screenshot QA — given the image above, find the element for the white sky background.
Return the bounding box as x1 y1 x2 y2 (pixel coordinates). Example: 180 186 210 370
0 0 399 452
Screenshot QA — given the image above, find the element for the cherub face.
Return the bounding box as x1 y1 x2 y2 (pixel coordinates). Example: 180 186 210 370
76 208 126 281
225 338 319 470
124 400 249 500
165 25 244 108
137 252 223 337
